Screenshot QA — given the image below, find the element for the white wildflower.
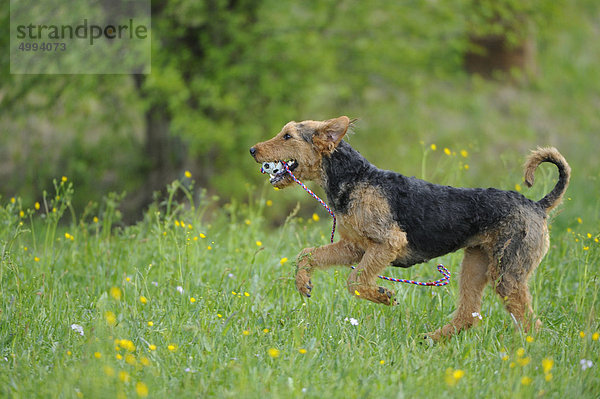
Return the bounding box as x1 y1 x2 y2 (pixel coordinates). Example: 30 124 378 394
580 359 593 370
70 324 84 336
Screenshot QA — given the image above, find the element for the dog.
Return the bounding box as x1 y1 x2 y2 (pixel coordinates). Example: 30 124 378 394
249 116 570 340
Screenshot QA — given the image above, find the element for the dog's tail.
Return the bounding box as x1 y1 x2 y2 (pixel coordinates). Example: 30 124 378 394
523 147 571 213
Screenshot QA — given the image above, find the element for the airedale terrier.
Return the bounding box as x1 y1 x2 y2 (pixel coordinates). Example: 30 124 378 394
249 116 570 340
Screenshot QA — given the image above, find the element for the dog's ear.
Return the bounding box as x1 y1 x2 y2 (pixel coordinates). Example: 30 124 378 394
313 116 350 154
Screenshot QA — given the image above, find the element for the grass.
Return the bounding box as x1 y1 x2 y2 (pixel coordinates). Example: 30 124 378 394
0 152 599 399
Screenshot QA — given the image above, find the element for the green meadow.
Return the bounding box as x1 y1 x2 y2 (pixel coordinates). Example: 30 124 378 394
1 148 598 398
2 2 600 397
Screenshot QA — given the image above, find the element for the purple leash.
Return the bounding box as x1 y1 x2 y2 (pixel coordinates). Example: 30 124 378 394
265 161 451 287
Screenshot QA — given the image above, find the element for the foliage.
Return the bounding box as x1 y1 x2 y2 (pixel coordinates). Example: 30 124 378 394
1 0 599 218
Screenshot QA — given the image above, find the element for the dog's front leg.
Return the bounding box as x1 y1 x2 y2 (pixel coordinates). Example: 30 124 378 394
295 240 363 297
346 243 399 305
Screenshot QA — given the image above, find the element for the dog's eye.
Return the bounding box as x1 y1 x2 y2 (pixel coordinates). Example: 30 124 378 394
283 133 292 140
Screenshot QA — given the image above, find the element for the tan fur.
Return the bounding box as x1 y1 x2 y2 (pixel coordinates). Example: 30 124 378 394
524 146 571 211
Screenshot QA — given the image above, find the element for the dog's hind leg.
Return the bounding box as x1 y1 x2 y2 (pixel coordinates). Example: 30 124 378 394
497 281 541 333
492 221 547 333
427 246 490 340
346 243 401 306
295 239 364 297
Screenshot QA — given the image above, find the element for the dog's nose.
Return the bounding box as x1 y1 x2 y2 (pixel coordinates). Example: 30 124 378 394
249 147 257 158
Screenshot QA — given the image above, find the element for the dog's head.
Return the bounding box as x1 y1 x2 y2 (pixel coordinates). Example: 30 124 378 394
249 116 352 189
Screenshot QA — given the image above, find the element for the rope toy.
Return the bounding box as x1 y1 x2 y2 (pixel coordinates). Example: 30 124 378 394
261 160 451 287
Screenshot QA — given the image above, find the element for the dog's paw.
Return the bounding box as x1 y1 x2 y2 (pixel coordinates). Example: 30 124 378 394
377 286 397 306
295 269 313 298
425 324 456 342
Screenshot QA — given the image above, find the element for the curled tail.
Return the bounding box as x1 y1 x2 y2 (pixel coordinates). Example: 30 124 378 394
524 147 571 212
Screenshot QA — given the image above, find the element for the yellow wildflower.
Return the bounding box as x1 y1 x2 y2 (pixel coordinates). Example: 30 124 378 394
542 358 554 374
135 382 149 397
460 150 468 158
517 356 531 367
521 376 532 386
526 335 534 343
94 352 102 359
120 339 136 352
445 368 464 387
256 241 262 247
139 296 148 304
453 370 465 380
148 344 156 351
299 348 307 354
592 332 599 341
61 176 68 182
147 321 153 327
242 330 250 336
190 297 196 303
580 331 586 338
118 371 130 383
35 202 40 210
104 311 117 326
266 200 273 207
184 170 192 178
444 148 451 156
125 353 137 366
267 348 280 358
312 213 320 222
430 144 437 151
167 344 177 352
